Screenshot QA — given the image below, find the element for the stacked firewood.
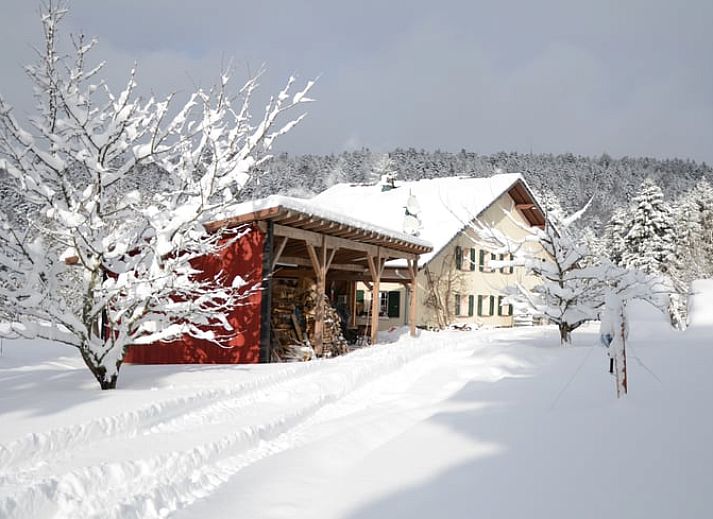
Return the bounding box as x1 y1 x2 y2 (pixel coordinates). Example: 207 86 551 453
299 289 349 358
270 279 349 362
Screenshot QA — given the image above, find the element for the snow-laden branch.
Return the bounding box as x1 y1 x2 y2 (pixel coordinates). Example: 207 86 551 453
0 3 315 389
467 202 668 344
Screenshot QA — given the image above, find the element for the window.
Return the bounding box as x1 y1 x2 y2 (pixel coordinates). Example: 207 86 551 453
387 290 401 318
470 248 476 271
478 295 495 317
468 295 475 317
501 253 514 274
454 294 461 316
356 290 365 303
455 246 463 270
498 296 513 316
479 250 495 273
379 291 389 316
378 291 402 318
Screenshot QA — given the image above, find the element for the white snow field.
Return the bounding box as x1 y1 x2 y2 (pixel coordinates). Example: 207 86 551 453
1 301 712 519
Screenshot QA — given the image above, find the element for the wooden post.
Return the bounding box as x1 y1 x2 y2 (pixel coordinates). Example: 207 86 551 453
367 251 385 345
349 281 357 331
408 258 418 337
613 303 628 398
259 221 275 363
306 241 325 356
603 292 629 398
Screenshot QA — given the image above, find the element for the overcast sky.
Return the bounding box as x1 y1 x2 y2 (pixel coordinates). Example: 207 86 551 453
1 0 712 163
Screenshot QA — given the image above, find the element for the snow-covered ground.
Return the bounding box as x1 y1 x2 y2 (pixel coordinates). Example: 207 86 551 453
1 301 712 519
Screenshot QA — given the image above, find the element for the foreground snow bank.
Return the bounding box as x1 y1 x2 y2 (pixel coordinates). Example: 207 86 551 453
688 278 713 328
1 318 712 519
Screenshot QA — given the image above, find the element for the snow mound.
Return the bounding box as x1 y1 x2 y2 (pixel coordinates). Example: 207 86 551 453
688 279 713 329
626 299 676 343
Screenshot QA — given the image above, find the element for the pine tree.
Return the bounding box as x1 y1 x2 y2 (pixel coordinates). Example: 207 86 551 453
672 180 713 281
533 187 565 222
603 207 629 266
621 178 676 276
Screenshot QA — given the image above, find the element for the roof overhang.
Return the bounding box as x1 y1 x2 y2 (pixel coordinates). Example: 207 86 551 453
206 203 432 257
507 179 546 228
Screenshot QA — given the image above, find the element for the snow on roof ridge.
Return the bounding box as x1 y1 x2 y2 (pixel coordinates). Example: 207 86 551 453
325 172 523 192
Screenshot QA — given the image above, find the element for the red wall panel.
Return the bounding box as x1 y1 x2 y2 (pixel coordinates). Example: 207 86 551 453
124 224 265 364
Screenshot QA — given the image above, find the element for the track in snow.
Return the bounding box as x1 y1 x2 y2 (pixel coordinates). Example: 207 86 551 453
0 333 519 519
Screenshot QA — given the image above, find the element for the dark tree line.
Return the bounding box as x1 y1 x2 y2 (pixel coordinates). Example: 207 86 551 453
4 148 711 233
241 149 712 231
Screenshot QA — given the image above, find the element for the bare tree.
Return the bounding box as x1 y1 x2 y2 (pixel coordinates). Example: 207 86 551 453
422 250 466 328
472 205 664 344
0 2 314 389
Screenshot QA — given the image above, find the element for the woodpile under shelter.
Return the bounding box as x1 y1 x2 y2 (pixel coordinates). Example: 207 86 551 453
124 196 432 365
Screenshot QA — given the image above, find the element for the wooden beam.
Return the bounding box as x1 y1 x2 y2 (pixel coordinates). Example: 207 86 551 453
274 223 322 247
275 223 424 258
305 243 321 275
516 203 535 210
326 247 338 272
366 255 378 281
276 255 365 273
408 258 418 337
270 237 289 271
313 238 328 356
204 206 281 232
369 253 386 346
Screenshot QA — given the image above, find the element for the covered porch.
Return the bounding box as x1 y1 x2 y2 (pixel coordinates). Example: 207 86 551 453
208 198 432 361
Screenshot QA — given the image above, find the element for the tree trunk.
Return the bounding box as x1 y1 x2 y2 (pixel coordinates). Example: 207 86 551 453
559 323 572 345
80 345 121 390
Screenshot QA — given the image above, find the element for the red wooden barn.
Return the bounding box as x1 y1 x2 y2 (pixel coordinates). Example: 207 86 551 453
124 196 432 365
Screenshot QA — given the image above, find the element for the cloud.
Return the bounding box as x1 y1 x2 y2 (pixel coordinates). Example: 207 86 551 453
1 0 711 163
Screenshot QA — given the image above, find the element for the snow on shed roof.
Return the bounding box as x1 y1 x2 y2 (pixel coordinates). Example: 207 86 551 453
209 194 433 254
311 173 536 266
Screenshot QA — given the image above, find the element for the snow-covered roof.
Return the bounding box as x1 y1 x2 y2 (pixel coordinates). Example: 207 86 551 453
311 173 537 267
209 194 433 255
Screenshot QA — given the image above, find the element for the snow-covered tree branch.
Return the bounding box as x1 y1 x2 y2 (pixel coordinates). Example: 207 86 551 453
0 2 314 389
470 202 666 345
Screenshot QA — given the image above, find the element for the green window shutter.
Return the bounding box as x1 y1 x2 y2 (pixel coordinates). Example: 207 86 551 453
468 295 475 316
479 250 486 272
470 248 476 271
477 295 484 316
454 294 461 316
387 291 401 318
508 304 513 316
356 290 365 303
489 296 495 316
455 246 462 270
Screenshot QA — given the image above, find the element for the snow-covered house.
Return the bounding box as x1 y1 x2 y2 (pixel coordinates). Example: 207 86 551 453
124 173 543 366
310 173 546 330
